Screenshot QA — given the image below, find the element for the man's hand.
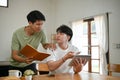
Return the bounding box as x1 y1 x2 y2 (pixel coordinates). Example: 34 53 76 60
24 57 34 64
42 43 56 50
82 58 87 65
72 58 85 73
63 52 75 61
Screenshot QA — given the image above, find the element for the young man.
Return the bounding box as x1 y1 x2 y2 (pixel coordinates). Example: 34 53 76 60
47 25 86 74
10 10 52 74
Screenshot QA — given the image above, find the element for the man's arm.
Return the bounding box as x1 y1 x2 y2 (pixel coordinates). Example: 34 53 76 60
12 50 33 64
47 52 74 71
47 57 66 71
42 43 56 50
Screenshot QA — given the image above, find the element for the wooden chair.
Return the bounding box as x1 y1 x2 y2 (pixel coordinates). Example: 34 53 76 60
107 64 120 76
37 63 49 75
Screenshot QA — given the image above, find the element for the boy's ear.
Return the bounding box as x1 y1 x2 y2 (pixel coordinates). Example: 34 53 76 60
67 35 70 41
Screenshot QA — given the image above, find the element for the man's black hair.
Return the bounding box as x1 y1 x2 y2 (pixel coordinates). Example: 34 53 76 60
56 25 73 41
27 10 45 23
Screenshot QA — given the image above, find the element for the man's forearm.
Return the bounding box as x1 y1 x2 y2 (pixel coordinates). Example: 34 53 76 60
12 54 26 63
47 57 66 71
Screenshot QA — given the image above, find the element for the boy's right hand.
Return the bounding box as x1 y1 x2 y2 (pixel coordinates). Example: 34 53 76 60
63 52 75 61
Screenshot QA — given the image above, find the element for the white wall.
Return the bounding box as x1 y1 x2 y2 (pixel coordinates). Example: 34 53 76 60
0 0 55 61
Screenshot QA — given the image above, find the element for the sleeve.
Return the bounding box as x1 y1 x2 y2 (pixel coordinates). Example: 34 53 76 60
41 30 48 44
46 48 56 62
11 32 20 51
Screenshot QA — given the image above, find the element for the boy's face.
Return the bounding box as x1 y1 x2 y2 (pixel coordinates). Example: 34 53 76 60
29 20 44 32
56 32 70 43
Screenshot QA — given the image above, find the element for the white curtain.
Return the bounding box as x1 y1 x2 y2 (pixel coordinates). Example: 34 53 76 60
94 14 108 75
72 20 84 51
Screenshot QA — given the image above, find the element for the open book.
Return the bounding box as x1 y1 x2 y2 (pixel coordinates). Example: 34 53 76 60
20 44 50 61
69 54 91 66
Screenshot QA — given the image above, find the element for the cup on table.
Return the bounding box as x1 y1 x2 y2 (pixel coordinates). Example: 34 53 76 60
8 70 22 78
25 75 32 80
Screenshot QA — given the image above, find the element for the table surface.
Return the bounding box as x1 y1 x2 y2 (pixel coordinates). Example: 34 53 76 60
0 72 120 80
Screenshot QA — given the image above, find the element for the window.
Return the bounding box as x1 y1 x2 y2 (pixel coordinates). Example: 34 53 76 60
72 14 109 75
72 19 100 73
0 0 8 7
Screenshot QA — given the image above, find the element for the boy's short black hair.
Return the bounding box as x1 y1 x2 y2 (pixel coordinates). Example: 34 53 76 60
27 10 45 23
56 25 73 41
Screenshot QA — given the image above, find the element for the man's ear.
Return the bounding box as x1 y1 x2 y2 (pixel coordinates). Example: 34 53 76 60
67 35 70 41
28 21 32 25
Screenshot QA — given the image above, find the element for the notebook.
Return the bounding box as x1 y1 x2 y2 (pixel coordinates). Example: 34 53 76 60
20 44 50 61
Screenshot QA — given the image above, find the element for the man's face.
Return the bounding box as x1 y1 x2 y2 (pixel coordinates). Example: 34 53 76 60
29 20 44 32
56 32 70 44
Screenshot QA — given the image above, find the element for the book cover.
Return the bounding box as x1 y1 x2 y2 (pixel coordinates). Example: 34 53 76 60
20 44 50 61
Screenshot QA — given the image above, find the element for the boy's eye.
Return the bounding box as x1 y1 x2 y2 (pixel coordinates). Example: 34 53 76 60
57 32 65 35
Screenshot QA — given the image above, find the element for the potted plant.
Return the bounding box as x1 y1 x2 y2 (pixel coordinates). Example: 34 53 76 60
24 69 35 80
